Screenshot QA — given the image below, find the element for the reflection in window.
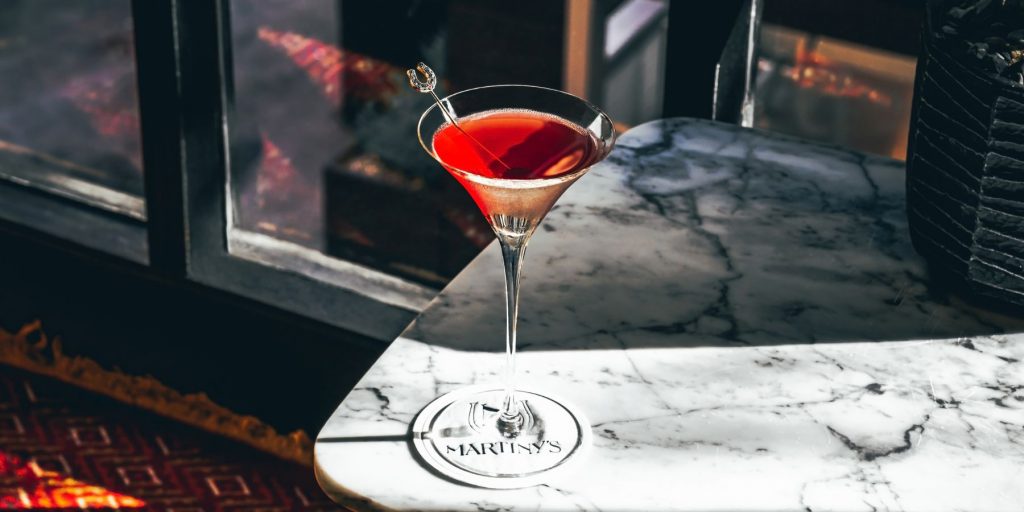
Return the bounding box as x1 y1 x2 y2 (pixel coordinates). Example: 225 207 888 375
229 1 572 288
0 0 143 218
755 25 917 160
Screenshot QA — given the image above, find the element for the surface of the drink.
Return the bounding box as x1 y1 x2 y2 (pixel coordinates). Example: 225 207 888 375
432 109 598 180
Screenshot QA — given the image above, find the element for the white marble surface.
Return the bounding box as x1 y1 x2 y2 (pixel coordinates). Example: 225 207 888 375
315 119 1024 512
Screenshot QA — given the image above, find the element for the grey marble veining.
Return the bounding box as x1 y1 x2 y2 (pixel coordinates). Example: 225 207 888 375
315 119 1024 512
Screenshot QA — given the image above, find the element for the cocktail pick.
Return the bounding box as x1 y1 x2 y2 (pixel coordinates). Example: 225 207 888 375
407 62 515 173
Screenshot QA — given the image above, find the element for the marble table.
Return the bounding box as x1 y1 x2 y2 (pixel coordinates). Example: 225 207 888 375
315 119 1024 512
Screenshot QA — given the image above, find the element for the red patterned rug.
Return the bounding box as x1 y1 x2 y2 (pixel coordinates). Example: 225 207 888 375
0 366 339 510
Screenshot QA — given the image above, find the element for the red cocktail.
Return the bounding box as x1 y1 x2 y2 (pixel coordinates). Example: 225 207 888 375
412 77 615 489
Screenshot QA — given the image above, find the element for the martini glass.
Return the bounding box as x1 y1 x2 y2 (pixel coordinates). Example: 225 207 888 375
412 84 615 489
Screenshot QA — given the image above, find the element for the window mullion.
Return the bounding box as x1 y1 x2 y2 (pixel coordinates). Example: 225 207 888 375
131 0 189 277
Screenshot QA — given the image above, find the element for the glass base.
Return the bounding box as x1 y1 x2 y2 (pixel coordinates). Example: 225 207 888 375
411 385 591 489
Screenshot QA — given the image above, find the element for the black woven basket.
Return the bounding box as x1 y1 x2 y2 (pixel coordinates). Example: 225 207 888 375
907 4 1024 308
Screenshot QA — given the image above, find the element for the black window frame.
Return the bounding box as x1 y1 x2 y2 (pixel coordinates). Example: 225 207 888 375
0 0 429 343
137 0 430 341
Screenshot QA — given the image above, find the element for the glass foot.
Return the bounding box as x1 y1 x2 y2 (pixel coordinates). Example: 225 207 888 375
412 385 591 489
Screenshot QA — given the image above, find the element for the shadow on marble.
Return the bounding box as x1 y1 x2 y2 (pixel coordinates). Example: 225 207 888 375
319 435 409 443
319 431 486 492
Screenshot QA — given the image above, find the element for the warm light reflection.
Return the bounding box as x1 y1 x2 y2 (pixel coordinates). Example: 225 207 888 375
256 27 397 105
0 451 145 508
252 133 316 241
782 39 892 106
540 150 586 177
257 133 301 207
61 73 140 138
60 71 143 170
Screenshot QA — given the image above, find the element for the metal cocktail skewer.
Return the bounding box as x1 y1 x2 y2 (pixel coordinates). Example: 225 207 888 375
406 62 516 173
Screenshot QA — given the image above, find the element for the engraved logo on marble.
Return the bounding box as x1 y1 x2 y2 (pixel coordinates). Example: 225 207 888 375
444 399 565 457
445 440 563 457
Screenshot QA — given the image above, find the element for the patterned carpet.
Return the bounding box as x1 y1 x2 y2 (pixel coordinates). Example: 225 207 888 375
0 366 339 510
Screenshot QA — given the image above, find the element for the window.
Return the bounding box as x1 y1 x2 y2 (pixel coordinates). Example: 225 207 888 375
226 0 490 289
0 0 146 263
712 0 920 159
196 0 671 339
0 0 671 342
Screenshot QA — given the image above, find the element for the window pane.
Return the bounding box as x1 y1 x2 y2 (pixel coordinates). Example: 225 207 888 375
754 23 916 160
0 0 144 220
227 0 666 289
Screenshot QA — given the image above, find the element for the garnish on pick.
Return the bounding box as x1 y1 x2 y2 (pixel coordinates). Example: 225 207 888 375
407 62 517 174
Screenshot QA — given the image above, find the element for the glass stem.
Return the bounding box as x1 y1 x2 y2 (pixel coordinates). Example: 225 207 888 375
497 237 527 438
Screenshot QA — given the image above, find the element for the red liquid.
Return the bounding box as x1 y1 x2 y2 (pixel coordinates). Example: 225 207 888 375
432 109 599 180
